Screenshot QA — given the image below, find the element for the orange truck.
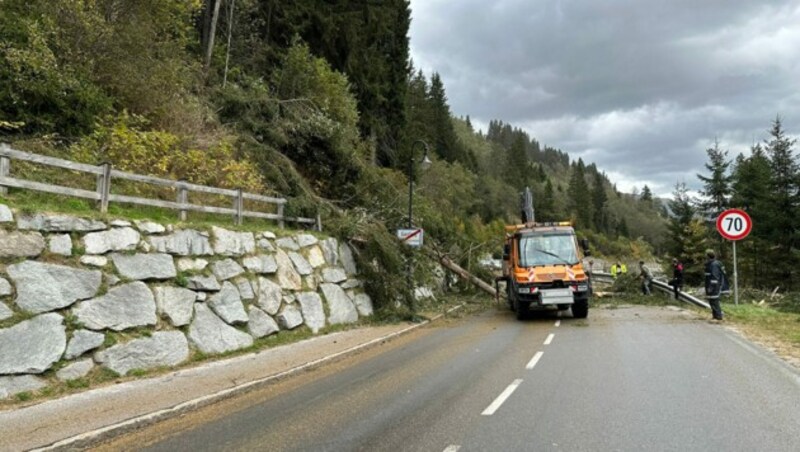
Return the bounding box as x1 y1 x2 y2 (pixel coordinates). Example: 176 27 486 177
501 221 592 320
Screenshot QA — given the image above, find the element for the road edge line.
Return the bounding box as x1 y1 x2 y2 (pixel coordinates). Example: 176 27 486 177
34 304 465 451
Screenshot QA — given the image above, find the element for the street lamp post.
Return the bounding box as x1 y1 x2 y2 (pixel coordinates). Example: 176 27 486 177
408 140 432 228
406 139 432 307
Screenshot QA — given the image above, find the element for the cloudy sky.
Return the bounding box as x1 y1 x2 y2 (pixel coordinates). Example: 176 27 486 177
408 0 800 197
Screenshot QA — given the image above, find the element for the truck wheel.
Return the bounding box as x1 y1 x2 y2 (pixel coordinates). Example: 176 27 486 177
516 299 528 320
571 298 588 319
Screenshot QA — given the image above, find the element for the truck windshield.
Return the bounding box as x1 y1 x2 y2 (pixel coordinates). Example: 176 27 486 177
518 233 578 267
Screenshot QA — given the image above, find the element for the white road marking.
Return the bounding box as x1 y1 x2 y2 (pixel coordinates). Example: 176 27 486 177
481 379 523 416
526 351 544 370
544 333 555 345
555 320 561 327
443 446 461 452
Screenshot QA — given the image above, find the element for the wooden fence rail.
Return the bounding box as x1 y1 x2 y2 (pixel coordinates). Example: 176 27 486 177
0 143 319 229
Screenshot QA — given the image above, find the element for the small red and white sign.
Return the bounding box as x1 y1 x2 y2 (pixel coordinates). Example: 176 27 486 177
397 228 424 247
716 209 752 241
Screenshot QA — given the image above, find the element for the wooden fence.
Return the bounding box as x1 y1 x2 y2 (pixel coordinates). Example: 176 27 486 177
0 143 319 229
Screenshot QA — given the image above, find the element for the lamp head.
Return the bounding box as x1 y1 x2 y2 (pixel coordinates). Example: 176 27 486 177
420 153 432 168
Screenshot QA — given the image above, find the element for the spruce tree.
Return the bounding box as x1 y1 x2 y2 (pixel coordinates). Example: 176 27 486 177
730 145 772 287
763 116 799 287
667 182 697 259
591 172 608 231
567 159 592 228
428 72 473 168
640 185 653 204
697 138 733 261
539 179 556 221
697 138 732 217
506 134 529 190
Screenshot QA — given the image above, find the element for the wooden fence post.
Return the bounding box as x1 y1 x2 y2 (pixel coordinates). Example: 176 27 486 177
95 162 111 213
0 156 9 196
177 180 188 222
277 203 285 229
234 189 243 226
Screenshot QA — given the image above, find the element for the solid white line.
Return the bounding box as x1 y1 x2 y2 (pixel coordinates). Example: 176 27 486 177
34 304 467 451
544 333 555 345
481 379 523 416
555 320 561 327
443 446 461 452
526 351 544 370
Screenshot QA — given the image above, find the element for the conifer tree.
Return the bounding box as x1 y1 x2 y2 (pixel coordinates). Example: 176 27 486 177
697 138 733 261
428 72 474 168
667 182 696 258
538 179 556 221
506 134 529 190
567 159 592 228
763 116 798 286
591 171 608 231
697 138 732 217
730 145 771 286
640 185 653 204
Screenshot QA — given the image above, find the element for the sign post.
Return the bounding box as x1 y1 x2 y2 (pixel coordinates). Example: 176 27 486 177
716 209 752 305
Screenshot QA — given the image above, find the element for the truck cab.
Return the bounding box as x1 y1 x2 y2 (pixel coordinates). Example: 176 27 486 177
502 222 591 319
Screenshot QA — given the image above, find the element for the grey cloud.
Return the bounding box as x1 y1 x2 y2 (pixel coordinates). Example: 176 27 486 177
410 0 800 193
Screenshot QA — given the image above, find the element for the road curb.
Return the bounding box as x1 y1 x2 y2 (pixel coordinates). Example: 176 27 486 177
34 305 463 451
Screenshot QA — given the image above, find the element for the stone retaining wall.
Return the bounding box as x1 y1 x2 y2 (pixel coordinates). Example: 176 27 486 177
0 206 372 399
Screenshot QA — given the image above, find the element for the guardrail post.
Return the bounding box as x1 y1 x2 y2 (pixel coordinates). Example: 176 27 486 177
95 162 111 213
316 213 322 232
277 203 285 229
0 156 9 195
177 180 188 222
234 188 243 226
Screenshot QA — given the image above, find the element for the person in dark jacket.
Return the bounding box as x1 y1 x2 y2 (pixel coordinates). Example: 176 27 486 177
669 258 684 299
704 250 726 321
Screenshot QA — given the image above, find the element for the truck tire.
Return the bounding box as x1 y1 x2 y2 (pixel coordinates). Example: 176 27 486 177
571 298 588 319
516 301 528 320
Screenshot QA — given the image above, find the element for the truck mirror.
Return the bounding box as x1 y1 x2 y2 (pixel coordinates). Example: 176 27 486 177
580 239 590 255
502 244 510 260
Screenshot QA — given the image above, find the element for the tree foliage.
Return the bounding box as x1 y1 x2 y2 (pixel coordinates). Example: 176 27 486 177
0 0 691 311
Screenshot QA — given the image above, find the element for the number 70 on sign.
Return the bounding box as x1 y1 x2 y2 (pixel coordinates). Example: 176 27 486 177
716 209 752 241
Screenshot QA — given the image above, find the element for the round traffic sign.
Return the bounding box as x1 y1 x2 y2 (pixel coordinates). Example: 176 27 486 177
716 208 752 241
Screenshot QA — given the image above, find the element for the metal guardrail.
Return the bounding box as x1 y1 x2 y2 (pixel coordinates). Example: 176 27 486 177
592 271 710 309
0 144 319 229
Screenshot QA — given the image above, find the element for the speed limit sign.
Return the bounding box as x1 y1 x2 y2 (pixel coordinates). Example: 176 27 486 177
716 208 752 241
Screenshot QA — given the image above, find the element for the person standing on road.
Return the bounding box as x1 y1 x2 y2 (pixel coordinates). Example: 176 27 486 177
704 250 726 321
639 261 653 295
670 258 684 299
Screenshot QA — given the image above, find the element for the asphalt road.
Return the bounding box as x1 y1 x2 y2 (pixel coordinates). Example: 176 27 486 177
102 305 800 452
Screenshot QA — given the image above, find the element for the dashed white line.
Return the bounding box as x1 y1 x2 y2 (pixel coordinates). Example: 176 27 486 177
544 333 555 345
443 445 461 452
526 351 544 370
555 320 561 327
482 379 523 416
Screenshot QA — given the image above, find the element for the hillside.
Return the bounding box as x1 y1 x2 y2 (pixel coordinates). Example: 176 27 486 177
0 0 668 311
